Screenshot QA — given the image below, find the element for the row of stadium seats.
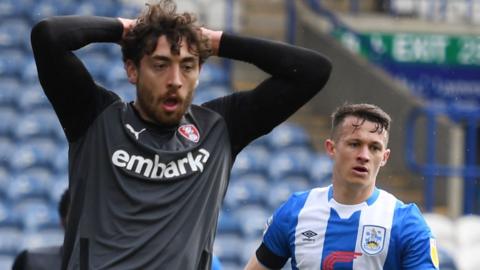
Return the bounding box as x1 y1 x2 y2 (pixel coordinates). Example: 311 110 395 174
0 0 228 25
390 0 480 24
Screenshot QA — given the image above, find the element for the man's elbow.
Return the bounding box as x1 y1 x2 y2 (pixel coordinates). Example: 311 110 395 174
31 17 58 48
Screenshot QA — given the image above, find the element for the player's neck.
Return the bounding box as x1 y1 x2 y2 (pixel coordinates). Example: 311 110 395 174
332 182 375 205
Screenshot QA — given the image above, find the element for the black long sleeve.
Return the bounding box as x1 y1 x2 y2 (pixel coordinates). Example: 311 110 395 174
204 33 332 156
31 16 123 142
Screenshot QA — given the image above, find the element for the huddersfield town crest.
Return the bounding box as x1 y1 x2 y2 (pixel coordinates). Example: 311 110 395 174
361 225 386 255
178 124 200 143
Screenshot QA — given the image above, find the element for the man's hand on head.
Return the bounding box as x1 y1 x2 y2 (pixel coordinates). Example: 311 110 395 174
200 27 223 56
118 18 136 40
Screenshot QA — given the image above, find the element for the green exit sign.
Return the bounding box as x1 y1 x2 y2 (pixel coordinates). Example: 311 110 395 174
332 29 480 66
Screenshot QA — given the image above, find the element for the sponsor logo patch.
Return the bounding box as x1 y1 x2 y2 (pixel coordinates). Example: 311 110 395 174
111 148 210 180
178 124 200 143
430 238 439 269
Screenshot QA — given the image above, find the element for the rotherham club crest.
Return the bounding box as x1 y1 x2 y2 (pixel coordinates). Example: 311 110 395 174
178 124 200 143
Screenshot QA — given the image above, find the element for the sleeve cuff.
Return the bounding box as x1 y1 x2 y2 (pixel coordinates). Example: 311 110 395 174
256 242 289 269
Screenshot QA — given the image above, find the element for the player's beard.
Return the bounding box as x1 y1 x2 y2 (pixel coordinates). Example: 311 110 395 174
135 89 194 126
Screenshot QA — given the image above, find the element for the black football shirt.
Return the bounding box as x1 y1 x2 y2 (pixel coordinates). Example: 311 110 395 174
31 15 331 270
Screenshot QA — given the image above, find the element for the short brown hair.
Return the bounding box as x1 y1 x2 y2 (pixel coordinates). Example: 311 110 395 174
330 103 391 142
121 0 212 66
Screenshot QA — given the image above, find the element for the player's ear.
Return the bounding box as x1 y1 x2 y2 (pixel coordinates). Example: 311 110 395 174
125 60 138 84
324 139 335 157
380 148 391 167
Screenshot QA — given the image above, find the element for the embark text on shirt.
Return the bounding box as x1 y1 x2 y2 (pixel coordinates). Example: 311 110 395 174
112 148 210 179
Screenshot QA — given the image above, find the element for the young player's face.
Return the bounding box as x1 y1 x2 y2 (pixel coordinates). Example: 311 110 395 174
127 35 200 125
325 116 390 191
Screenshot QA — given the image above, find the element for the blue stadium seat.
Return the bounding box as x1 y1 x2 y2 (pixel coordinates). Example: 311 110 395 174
6 171 50 202
104 60 129 89
0 17 31 50
231 145 270 177
308 153 333 185
0 255 14 270
266 123 312 150
48 175 69 206
16 84 51 112
0 0 18 18
114 2 143 18
20 59 40 84
233 204 270 238
265 179 310 210
51 146 69 174
267 147 313 180
193 86 231 105
0 137 14 168
0 166 9 199
12 110 60 142
29 2 61 23
250 134 270 148
20 167 54 193
77 52 111 83
213 233 243 263
0 222 22 255
224 174 268 210
73 1 117 17
217 261 242 270
13 0 37 17
12 197 55 232
0 199 10 224
198 63 230 86
0 49 27 77
39 226 64 245
0 107 17 139
217 210 240 235
9 139 58 172
239 238 262 266
0 77 21 108
20 227 64 251
114 81 136 102
104 41 122 59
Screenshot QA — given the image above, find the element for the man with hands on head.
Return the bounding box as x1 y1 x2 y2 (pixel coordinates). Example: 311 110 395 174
30 0 331 269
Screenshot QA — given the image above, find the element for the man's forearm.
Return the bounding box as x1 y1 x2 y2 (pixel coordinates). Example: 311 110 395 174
218 33 331 87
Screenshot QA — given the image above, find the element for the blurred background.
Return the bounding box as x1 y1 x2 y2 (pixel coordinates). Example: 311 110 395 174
0 0 479 269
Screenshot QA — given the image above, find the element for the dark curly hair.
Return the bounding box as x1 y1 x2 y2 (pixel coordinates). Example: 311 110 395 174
121 0 211 66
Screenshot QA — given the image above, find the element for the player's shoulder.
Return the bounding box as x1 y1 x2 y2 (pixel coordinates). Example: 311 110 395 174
288 186 328 205
277 187 328 215
387 198 430 232
374 188 425 220
192 103 225 120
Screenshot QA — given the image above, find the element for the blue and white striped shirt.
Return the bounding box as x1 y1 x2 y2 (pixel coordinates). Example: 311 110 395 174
261 186 439 270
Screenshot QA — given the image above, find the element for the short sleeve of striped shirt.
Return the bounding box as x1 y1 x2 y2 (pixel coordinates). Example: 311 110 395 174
395 203 438 269
263 191 310 259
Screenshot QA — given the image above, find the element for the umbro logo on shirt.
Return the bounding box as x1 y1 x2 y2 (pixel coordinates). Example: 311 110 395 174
301 230 318 242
